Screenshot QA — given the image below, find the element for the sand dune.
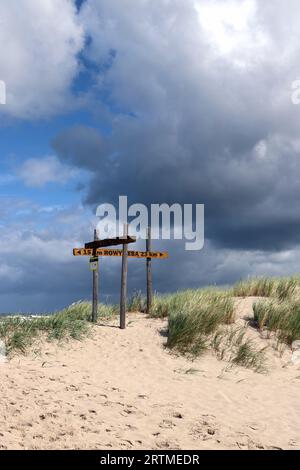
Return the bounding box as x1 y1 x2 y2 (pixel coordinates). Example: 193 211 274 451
0 299 300 450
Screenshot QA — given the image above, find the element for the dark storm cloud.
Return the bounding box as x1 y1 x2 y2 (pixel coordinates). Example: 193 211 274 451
53 125 104 171
51 0 300 253
53 111 300 252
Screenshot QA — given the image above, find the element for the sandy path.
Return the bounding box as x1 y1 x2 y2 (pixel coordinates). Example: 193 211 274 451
0 301 300 450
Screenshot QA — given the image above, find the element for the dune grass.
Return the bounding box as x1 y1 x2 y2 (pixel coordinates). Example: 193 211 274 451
128 287 268 371
212 326 267 372
231 275 300 348
232 276 300 300
149 288 232 319
157 289 267 371
232 277 275 298
128 291 146 313
165 291 235 353
155 277 300 367
0 301 117 356
253 299 300 346
3 275 300 369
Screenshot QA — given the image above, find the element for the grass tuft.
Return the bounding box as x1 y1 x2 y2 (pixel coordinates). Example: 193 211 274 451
253 299 300 346
232 277 275 298
211 326 267 373
147 287 270 372
0 301 117 356
232 276 300 300
128 291 146 313
166 291 235 357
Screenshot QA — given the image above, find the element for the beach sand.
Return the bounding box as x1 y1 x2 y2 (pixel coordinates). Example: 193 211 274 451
0 298 299 450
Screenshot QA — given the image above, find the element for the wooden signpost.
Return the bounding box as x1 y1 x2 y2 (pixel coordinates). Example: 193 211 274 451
146 227 153 315
73 226 169 329
120 225 129 330
85 236 136 250
92 230 99 323
73 248 168 259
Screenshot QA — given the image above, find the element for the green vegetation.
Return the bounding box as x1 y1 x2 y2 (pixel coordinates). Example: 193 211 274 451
3 275 300 371
165 290 235 353
128 291 146 313
0 301 117 356
128 286 271 371
212 326 267 373
232 276 300 300
159 290 266 372
150 288 231 319
229 274 300 348
253 299 300 346
232 275 300 348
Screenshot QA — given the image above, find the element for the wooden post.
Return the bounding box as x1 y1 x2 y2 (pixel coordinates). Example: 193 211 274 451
92 229 99 323
120 224 128 329
146 226 153 314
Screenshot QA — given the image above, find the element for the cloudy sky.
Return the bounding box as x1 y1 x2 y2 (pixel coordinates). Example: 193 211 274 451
1 0 300 313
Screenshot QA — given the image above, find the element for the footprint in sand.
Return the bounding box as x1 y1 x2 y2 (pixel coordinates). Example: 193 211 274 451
191 417 218 441
120 408 135 417
159 419 175 429
155 439 180 450
172 412 183 419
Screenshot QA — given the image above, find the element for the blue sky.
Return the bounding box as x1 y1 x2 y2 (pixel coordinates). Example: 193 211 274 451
1 0 300 313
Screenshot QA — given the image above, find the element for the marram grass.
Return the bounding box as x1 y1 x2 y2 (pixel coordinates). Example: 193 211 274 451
212 326 267 373
232 276 300 300
233 275 300 348
158 290 267 372
2 275 300 369
166 291 235 353
127 284 284 371
0 301 117 356
253 298 300 346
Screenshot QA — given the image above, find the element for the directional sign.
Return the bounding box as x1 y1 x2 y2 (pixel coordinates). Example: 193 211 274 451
85 236 136 250
73 248 169 259
98 249 169 259
74 248 94 256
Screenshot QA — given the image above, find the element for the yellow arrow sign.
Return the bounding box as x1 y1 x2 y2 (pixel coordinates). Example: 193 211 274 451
73 248 94 256
73 248 169 259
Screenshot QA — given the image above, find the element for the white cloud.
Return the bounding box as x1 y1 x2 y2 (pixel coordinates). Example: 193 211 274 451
17 155 77 187
0 0 84 119
78 0 300 123
195 0 269 66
